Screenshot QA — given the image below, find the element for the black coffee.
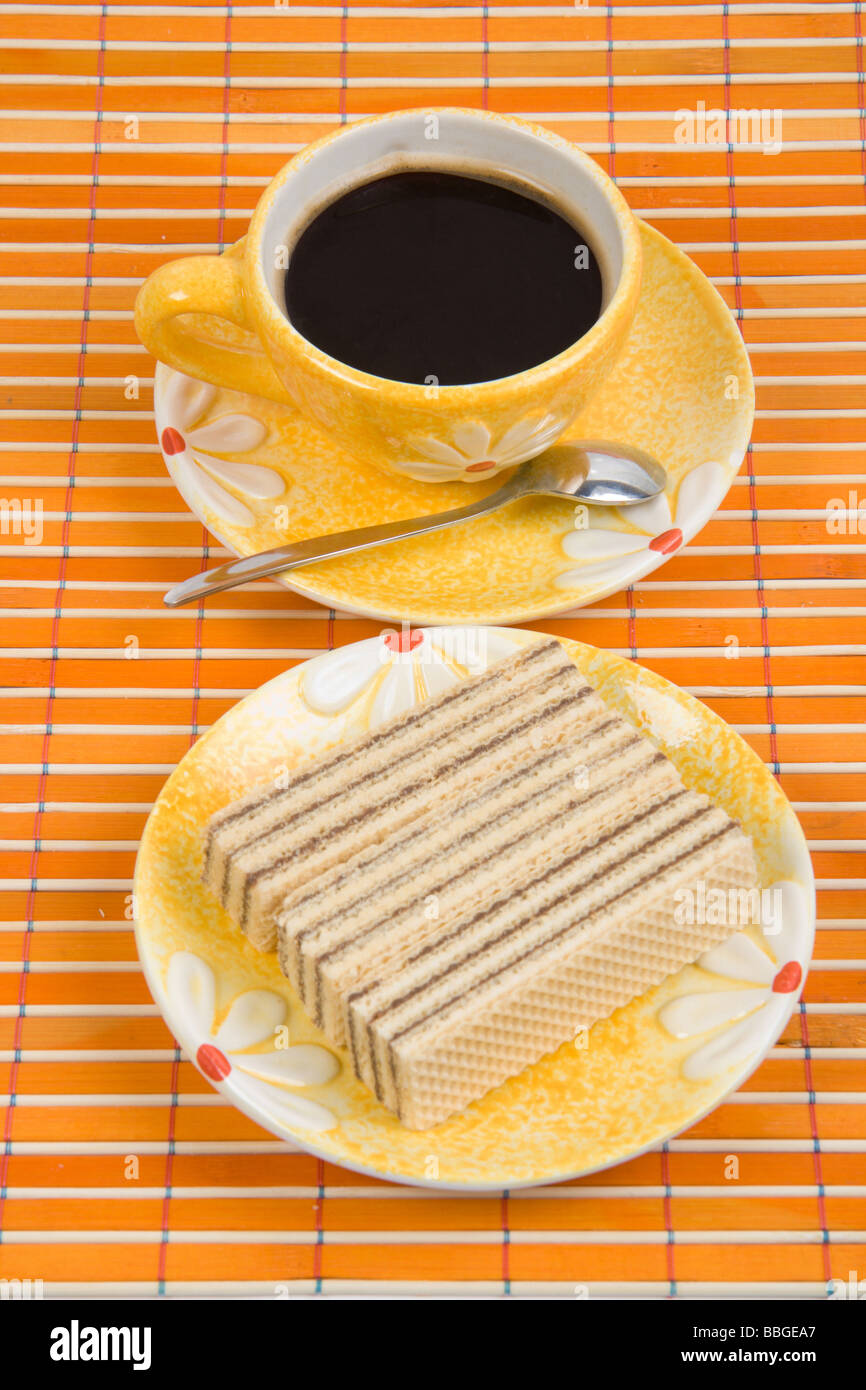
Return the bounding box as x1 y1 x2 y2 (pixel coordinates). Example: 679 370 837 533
284 170 603 386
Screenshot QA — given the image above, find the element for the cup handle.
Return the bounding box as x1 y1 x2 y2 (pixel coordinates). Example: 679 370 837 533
134 247 297 405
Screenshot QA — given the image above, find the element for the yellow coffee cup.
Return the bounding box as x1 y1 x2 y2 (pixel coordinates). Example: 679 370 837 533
135 108 642 485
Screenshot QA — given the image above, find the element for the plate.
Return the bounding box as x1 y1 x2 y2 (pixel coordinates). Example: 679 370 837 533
133 629 814 1190
153 221 753 625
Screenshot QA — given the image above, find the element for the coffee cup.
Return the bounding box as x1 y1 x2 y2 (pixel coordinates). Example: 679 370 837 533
135 108 641 485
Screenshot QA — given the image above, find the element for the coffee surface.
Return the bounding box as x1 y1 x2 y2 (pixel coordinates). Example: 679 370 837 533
284 170 603 386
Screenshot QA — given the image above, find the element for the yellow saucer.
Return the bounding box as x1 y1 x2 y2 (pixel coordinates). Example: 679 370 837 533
133 630 812 1190
154 224 753 624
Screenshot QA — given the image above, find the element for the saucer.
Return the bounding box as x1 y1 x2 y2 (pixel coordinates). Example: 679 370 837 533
133 629 813 1190
153 223 753 624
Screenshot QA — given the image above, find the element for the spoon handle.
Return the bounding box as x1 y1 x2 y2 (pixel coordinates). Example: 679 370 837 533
163 477 523 607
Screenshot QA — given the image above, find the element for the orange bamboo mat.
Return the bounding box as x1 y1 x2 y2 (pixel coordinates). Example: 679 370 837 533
0 0 864 1300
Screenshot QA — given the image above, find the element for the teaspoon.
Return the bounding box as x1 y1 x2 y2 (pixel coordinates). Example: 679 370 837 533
163 439 666 607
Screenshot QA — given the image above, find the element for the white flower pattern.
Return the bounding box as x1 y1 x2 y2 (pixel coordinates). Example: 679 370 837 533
658 881 810 1082
300 625 522 726
556 458 728 590
400 415 568 482
159 370 284 527
166 950 339 1131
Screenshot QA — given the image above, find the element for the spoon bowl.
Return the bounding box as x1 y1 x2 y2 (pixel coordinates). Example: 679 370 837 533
516 441 668 505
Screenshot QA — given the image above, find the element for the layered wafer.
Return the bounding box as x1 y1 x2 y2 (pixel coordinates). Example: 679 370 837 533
203 635 759 1130
346 785 758 1127
276 712 682 1044
202 637 599 950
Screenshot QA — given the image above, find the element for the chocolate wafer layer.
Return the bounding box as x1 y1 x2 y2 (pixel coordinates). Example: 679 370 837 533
284 726 681 1045
203 637 592 950
347 795 757 1126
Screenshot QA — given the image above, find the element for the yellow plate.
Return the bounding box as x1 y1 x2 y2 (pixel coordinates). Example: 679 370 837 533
133 629 813 1190
154 223 753 625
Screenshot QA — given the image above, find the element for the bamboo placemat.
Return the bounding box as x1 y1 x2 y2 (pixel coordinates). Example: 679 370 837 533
0 0 863 1300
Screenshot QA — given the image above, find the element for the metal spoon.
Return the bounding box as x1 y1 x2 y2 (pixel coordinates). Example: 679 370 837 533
163 439 666 608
